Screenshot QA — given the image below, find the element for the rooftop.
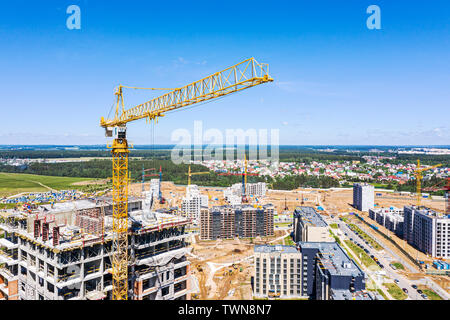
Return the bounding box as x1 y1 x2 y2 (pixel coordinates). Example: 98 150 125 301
0 198 190 251
331 289 375 300
294 206 327 227
210 203 274 212
254 244 299 254
405 205 450 219
300 242 364 278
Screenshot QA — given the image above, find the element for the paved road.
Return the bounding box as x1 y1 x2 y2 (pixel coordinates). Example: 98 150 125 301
356 223 418 273
336 220 426 300
343 220 449 300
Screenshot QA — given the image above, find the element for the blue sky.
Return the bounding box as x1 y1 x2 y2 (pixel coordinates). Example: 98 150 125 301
0 0 449 145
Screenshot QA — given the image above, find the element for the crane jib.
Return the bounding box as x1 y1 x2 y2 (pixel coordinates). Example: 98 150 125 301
100 58 272 128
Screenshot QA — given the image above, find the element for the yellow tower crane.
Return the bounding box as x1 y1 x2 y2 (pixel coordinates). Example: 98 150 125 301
186 165 210 186
100 57 273 300
415 159 442 207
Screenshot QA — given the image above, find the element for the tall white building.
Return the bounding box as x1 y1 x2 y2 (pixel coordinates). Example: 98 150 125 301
181 185 208 224
223 182 267 199
353 183 374 212
149 178 160 199
403 206 450 258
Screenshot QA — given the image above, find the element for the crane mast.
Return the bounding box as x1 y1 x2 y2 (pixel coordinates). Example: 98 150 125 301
415 159 442 207
101 58 272 300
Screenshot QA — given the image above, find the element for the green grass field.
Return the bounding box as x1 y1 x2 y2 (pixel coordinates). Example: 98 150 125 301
283 236 296 246
348 223 383 251
0 172 97 197
329 223 338 229
383 283 407 300
391 262 405 270
344 240 380 270
417 285 443 300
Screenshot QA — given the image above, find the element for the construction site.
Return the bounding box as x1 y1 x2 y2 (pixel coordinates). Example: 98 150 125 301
0 193 192 300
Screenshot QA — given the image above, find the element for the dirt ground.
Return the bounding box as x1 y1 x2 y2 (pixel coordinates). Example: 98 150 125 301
189 230 287 300
126 181 449 296
128 181 325 213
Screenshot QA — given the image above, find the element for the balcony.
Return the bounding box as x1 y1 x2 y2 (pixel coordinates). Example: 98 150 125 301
0 267 15 280
0 238 19 250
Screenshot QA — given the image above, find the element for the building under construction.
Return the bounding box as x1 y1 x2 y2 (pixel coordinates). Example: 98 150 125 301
0 195 192 300
199 204 274 240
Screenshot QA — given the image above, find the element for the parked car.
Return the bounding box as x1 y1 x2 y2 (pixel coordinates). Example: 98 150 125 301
411 285 417 289
417 289 423 294
402 288 408 294
379 265 384 269
394 279 399 283
421 294 428 299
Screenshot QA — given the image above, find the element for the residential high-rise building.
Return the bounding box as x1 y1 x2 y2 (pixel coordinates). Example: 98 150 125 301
199 204 274 240
293 207 333 243
223 182 267 200
253 242 373 300
368 207 404 238
403 206 450 258
181 185 208 224
353 183 374 212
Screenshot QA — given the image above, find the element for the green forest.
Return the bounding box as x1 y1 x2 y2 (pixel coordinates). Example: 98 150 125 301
0 158 340 190
0 148 448 192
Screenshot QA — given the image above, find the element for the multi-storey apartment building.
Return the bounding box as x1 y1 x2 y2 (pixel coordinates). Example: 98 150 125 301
223 182 267 200
369 207 404 238
293 207 333 243
353 183 374 212
403 206 450 258
199 204 274 240
253 242 371 300
181 185 208 224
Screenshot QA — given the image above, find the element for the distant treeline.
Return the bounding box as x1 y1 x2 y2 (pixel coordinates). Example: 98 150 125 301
271 174 339 190
0 159 340 190
1 148 448 166
0 150 171 159
0 149 371 163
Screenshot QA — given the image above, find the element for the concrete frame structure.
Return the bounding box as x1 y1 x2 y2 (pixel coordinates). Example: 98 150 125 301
149 179 160 200
0 197 192 300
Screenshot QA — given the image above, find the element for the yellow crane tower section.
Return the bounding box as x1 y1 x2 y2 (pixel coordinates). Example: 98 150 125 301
186 165 210 186
100 57 273 300
415 159 442 207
